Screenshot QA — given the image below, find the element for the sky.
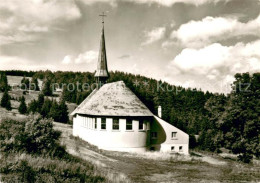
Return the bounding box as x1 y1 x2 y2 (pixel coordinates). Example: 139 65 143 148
0 0 260 93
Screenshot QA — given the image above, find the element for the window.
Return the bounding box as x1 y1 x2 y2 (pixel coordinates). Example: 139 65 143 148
90 118 92 129
151 132 157 139
101 118 106 130
126 119 132 130
94 118 97 129
113 118 119 130
179 146 183 151
171 146 175 151
172 132 177 138
139 120 144 130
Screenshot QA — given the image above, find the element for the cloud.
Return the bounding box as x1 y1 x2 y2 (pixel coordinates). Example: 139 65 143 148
62 51 99 65
118 54 131 59
168 40 260 93
162 40 176 49
75 51 99 64
171 14 260 48
0 55 55 71
82 0 230 7
0 0 81 45
18 23 49 32
132 0 230 6
142 27 166 46
62 55 73 65
80 0 118 7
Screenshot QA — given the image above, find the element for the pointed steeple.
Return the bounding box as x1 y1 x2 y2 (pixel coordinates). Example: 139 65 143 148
95 13 109 86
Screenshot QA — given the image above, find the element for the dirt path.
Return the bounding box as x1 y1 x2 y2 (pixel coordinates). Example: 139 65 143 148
54 122 260 183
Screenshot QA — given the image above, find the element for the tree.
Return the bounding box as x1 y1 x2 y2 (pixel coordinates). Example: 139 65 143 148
18 96 27 114
0 115 62 155
41 98 52 118
48 100 60 121
21 76 30 90
202 72 260 163
42 78 52 96
0 72 8 92
27 99 38 114
37 93 44 112
189 134 197 149
24 115 61 154
59 99 69 123
222 73 260 163
30 77 40 91
1 90 11 110
6 100 12 111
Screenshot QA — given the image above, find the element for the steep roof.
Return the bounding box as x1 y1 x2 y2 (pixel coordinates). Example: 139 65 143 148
94 25 109 78
71 81 153 117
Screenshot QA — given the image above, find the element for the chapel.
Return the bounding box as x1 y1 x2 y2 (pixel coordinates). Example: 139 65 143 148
71 16 189 154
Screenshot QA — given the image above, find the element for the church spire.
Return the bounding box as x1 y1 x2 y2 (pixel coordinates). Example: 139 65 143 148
94 12 109 87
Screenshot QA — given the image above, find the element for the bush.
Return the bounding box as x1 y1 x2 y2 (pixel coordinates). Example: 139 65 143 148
1 90 12 110
0 153 105 183
238 153 253 164
18 96 27 114
189 134 197 149
24 115 62 155
0 116 105 183
0 115 64 156
0 118 26 152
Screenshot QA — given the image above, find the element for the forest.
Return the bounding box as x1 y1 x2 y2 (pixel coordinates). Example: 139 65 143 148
0 70 259 163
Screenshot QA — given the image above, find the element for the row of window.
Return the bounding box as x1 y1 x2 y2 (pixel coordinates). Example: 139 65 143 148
81 117 146 131
150 146 183 152
151 131 177 139
82 117 97 129
171 146 183 152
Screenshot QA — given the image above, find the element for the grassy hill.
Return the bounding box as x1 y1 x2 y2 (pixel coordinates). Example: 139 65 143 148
0 71 259 182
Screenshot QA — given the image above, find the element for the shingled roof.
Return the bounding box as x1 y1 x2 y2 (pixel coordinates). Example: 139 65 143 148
71 81 153 117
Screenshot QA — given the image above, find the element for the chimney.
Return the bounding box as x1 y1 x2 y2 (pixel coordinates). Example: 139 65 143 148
158 106 162 118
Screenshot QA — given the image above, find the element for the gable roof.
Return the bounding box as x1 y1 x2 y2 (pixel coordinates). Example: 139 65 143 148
71 81 153 117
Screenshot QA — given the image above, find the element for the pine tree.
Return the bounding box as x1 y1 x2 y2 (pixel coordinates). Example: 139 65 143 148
41 98 52 118
42 78 52 96
59 99 69 123
1 90 11 110
37 93 44 112
1 90 9 107
21 76 30 90
28 99 38 114
18 96 27 114
30 77 40 91
0 73 8 92
6 100 12 111
48 100 60 121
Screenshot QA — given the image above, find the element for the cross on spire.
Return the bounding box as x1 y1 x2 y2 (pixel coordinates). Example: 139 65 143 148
95 12 109 88
99 12 107 24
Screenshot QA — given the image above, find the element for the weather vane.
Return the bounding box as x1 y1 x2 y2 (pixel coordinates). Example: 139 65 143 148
99 12 107 24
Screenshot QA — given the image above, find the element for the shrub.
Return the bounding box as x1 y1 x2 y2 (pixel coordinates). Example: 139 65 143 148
0 115 65 156
0 118 26 152
0 153 105 183
24 115 62 155
1 90 12 110
18 96 27 114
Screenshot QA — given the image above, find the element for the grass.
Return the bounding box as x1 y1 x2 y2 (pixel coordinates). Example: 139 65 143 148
63 129 260 183
0 117 106 183
0 153 105 183
1 76 259 183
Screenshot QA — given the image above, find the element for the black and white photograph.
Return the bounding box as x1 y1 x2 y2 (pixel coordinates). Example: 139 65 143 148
0 0 259 182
